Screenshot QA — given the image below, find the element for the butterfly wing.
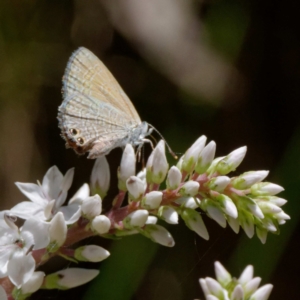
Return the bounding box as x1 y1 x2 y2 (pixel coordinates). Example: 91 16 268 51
63 47 141 122
58 47 142 157
58 93 137 157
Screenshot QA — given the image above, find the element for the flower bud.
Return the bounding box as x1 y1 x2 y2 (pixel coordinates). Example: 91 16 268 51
206 156 225 174
207 176 230 192
250 284 273 300
250 182 284 196
213 194 238 218
244 277 262 295
141 191 163 209
136 168 147 184
246 200 264 219
267 197 287 207
166 166 182 190
179 181 199 196
231 171 269 190
195 141 216 174
239 211 254 238
147 140 168 184
214 261 232 286
205 277 224 296
75 245 110 262
49 212 67 249
81 194 102 218
90 157 110 198
158 206 178 224
274 211 290 222
216 146 247 175
44 268 99 289
175 196 198 209
143 224 175 247
239 265 254 284
180 208 209 240
69 183 90 205
256 227 268 244
118 144 136 191
227 215 240 233
91 215 111 234
126 176 146 200
176 155 184 171
182 136 207 173
206 204 227 228
232 284 244 299
123 210 149 229
146 216 158 224
257 202 282 214
21 272 45 294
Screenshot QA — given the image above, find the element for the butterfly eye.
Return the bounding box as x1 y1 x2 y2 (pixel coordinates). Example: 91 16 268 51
77 137 85 145
70 128 79 136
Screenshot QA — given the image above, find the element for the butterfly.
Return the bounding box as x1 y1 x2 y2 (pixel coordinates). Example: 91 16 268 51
57 47 156 159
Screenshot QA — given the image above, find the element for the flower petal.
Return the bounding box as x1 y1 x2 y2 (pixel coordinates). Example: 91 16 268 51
15 183 46 205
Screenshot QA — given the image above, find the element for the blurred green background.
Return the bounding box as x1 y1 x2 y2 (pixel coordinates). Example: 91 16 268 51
0 0 299 299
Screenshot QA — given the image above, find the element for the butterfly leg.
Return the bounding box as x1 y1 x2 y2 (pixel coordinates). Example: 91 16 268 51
142 138 154 150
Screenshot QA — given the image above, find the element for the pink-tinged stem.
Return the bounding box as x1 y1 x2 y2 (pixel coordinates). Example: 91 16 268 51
112 191 126 209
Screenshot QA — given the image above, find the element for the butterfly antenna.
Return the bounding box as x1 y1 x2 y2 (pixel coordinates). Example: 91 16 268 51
148 123 178 159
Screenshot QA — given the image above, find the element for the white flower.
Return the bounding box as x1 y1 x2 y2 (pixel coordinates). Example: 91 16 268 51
199 262 273 300
12 166 82 224
7 252 36 288
91 157 110 198
0 215 49 278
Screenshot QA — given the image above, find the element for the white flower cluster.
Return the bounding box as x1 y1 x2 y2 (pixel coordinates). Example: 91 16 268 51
0 135 289 299
115 136 289 244
200 261 273 300
0 167 110 299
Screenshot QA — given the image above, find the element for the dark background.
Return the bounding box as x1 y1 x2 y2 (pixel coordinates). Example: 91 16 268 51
0 0 300 299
